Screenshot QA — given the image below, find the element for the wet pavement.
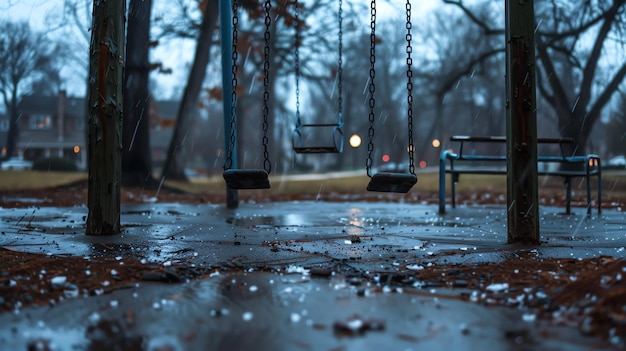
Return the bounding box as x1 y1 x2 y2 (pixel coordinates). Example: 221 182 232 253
1 200 626 350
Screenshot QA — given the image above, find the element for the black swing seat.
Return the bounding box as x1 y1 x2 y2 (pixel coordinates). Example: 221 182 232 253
223 169 270 189
294 146 341 153
367 172 417 193
293 123 344 154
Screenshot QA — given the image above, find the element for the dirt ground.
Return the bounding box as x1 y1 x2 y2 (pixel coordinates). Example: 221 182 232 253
1 182 625 344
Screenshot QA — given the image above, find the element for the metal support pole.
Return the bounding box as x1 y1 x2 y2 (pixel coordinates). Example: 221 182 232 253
220 0 238 209
505 0 539 244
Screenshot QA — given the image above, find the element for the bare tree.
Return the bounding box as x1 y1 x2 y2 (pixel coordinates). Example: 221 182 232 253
160 0 219 181
442 0 626 155
0 21 61 160
122 0 157 187
606 87 626 157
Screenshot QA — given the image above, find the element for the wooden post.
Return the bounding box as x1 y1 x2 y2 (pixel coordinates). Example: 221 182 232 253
86 0 126 235
505 0 539 244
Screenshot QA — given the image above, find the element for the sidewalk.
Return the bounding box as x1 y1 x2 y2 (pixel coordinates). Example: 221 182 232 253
1 200 625 350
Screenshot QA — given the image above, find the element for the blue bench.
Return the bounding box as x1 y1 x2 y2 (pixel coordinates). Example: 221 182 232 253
438 136 602 215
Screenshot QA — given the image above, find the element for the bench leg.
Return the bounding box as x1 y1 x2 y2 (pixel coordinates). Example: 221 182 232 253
451 174 458 208
438 162 447 214
565 178 571 215
598 168 602 215
586 172 592 216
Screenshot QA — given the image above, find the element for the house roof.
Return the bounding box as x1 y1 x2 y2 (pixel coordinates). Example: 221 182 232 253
19 94 85 117
18 94 178 120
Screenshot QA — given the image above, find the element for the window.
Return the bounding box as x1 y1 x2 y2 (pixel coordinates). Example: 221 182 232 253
29 114 52 130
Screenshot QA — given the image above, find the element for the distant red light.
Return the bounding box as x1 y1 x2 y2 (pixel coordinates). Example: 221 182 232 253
382 154 390 162
419 160 427 168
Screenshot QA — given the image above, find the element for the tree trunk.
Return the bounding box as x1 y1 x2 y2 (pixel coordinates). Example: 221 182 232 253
161 0 219 181
122 0 156 188
86 0 125 236
4 89 19 159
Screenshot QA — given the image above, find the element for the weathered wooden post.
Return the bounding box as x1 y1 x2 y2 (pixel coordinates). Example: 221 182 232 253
505 0 539 244
86 0 126 235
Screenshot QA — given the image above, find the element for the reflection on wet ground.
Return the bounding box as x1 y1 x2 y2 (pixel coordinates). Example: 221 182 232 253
2 202 626 264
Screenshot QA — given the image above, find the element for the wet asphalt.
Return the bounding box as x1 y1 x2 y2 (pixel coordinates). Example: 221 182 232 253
1 200 625 350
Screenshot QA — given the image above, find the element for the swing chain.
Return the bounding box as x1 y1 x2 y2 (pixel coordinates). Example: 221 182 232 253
406 0 415 175
262 0 272 174
337 0 343 124
366 0 376 177
224 0 239 171
294 0 301 129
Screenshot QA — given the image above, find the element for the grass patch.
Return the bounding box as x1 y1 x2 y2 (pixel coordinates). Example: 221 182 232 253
1 169 624 199
0 171 87 191
166 170 624 195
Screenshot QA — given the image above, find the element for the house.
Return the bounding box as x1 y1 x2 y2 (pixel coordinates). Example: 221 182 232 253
14 90 87 169
0 91 181 170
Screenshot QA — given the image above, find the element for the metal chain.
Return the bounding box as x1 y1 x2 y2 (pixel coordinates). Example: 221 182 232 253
224 0 239 171
337 0 343 125
406 0 415 175
262 0 272 174
294 0 301 129
366 0 376 177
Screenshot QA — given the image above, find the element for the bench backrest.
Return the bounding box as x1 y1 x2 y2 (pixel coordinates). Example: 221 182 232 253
449 135 575 161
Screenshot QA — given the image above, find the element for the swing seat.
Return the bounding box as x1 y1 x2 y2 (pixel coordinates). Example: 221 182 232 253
367 172 417 193
223 169 270 189
292 123 344 154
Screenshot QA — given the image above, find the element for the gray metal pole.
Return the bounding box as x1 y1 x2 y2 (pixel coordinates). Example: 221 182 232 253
505 0 539 244
220 0 238 208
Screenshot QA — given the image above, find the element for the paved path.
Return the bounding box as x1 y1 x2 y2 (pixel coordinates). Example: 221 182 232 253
1 201 624 350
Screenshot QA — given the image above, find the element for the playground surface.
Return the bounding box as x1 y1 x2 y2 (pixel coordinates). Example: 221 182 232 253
0 184 625 350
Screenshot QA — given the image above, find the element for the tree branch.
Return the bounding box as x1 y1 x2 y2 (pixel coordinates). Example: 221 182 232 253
588 62 626 122
442 0 504 35
535 36 570 118
429 47 505 96
576 1 624 116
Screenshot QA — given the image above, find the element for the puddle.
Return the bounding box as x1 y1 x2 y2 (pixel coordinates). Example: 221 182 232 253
1 196 49 204
227 214 312 227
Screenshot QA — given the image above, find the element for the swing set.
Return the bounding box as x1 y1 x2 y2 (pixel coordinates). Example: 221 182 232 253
291 0 344 154
222 0 417 194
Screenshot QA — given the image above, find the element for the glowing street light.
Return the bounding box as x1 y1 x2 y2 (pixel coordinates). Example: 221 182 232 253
432 139 441 148
349 134 361 148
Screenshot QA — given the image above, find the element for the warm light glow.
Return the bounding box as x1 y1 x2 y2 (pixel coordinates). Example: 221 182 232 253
382 154 390 162
349 134 361 148
73 145 80 154
432 139 441 148
1 147 5 157
419 160 427 168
